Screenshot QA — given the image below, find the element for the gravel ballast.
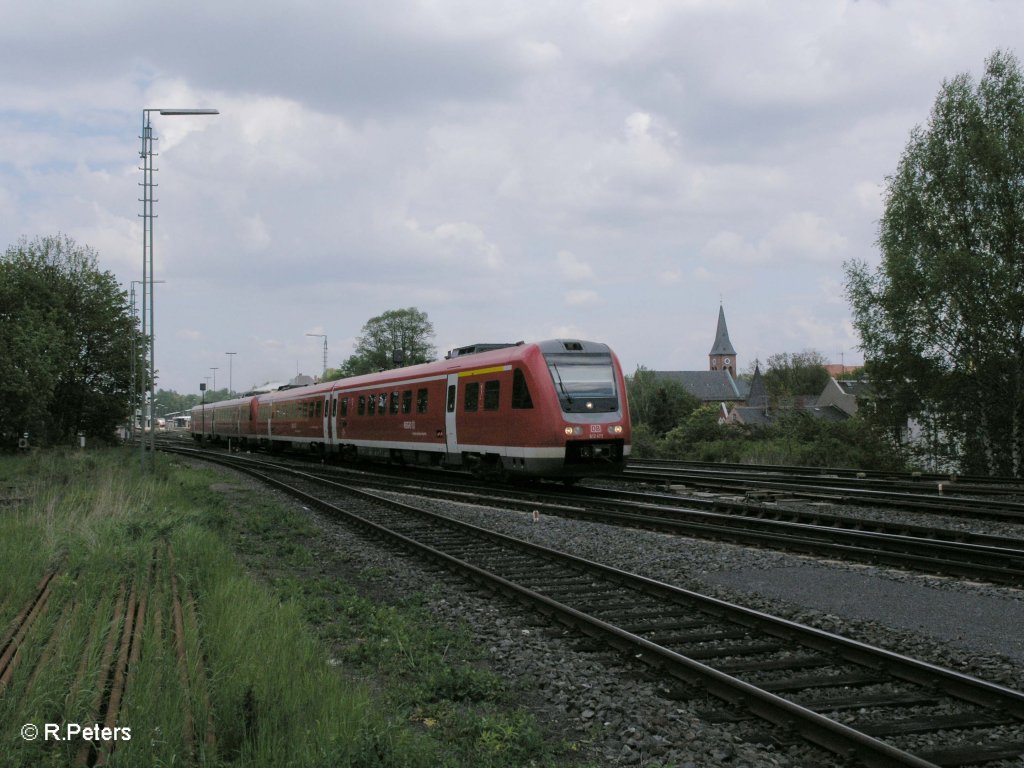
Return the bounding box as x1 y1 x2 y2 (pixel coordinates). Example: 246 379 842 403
222 462 1024 767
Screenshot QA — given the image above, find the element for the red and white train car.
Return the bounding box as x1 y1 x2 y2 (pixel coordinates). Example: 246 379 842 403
191 339 630 479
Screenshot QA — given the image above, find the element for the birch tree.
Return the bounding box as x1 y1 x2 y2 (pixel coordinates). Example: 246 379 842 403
846 50 1024 475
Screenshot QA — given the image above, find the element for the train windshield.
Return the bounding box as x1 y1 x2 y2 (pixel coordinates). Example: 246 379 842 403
545 353 619 413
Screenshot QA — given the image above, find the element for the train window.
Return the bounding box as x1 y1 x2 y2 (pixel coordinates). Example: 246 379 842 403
368 394 377 415
331 398 336 418
402 390 412 414
446 385 456 413
358 395 366 416
484 380 500 410
390 391 399 414
316 400 323 418
417 388 429 413
512 369 534 409
341 398 348 417
464 382 479 412
377 393 387 415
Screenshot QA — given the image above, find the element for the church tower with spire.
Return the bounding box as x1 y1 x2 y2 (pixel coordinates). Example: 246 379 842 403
709 304 737 377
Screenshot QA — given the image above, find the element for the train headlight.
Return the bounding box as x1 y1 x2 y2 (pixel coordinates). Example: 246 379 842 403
610 425 623 434
564 426 574 436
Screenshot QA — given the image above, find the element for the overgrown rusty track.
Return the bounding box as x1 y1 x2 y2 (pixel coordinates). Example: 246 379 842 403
172 447 1024 768
0 545 214 766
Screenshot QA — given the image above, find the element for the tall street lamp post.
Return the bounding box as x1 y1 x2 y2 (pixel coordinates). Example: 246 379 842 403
140 107 218 468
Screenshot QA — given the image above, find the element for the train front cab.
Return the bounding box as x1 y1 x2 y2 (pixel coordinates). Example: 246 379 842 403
531 340 629 478
446 340 630 480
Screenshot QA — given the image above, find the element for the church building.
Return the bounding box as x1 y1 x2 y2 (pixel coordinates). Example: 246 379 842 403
652 305 750 405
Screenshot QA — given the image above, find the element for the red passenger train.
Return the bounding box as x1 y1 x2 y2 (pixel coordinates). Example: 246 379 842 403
190 339 631 480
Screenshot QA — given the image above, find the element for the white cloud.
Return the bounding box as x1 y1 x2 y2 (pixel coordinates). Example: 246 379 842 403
1 0 1018 391
404 219 503 270
565 289 599 306
556 250 594 280
701 230 769 265
516 39 563 67
766 212 849 262
660 267 683 284
853 180 885 211
702 212 848 267
692 266 713 282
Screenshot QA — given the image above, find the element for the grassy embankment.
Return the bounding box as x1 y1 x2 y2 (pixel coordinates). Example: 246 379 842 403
0 448 582 767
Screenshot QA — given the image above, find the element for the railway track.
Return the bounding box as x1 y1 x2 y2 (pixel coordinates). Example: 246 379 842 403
624 463 1024 523
634 458 1024 496
167 446 1024 767
168 445 1024 587
0 545 212 766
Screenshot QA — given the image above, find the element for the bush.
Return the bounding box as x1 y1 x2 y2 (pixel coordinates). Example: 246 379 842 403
641 409 906 471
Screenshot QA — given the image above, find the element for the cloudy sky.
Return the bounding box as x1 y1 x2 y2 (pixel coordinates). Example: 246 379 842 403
2 1 1019 394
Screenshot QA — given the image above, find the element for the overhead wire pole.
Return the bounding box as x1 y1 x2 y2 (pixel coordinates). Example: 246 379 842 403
129 280 141 442
139 107 219 469
225 352 236 397
306 333 328 377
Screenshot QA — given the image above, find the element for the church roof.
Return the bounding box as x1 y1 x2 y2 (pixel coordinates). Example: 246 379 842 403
746 364 767 408
652 370 750 402
729 402 851 426
709 304 736 356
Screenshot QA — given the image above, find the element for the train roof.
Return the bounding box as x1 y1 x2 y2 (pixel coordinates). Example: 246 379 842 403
195 339 616 407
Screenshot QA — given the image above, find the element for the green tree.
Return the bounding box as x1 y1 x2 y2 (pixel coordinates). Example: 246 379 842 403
625 366 700 436
331 307 436 378
0 235 139 446
762 350 830 402
845 50 1024 476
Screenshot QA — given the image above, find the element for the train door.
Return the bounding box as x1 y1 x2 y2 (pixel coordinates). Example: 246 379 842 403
323 394 333 450
445 373 461 464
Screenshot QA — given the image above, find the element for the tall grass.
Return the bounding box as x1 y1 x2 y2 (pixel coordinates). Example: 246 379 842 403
0 448 572 767
0 450 421 766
